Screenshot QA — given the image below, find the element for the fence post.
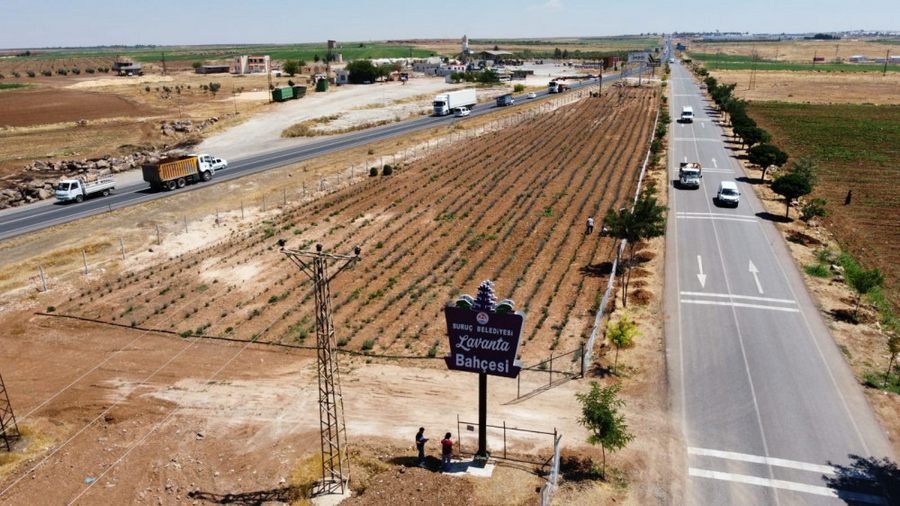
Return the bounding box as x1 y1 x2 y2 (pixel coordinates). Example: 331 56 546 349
241 200 244 219
82 250 88 275
283 189 287 206
119 237 125 261
457 414 461 456
549 353 553 386
183 216 188 233
38 266 47 292
580 344 586 377
503 420 507 460
156 224 161 245
262 196 266 212
517 373 521 399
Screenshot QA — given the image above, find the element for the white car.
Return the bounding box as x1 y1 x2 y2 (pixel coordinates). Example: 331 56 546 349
454 107 471 117
211 158 228 171
527 92 537 99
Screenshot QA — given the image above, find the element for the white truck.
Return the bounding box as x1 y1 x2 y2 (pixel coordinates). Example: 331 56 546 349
55 177 116 203
680 106 694 123
678 162 702 189
433 89 477 116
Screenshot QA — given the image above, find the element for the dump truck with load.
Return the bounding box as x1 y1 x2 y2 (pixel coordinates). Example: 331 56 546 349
432 89 477 116
548 81 569 93
55 177 116 203
142 154 216 191
496 94 514 107
678 162 702 189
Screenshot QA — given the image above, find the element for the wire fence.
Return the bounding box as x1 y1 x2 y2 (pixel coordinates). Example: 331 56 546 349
540 432 563 506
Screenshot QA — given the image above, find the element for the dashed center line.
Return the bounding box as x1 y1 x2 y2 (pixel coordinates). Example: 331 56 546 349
688 447 828 473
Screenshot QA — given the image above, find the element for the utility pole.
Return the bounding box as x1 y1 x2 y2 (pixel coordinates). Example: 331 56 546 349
884 50 890 77
161 52 167 76
0 371 21 452
283 244 361 496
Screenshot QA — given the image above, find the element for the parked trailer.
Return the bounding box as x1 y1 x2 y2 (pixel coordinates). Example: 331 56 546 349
142 154 217 191
272 86 294 102
432 89 477 116
55 177 116 203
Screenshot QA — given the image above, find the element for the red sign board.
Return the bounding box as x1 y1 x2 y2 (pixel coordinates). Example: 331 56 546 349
444 306 523 378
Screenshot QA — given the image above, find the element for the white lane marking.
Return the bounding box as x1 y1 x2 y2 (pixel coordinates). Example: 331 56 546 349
688 447 832 474
749 260 765 294
678 211 749 218
701 121 705 128
711 158 717 168
680 299 800 312
677 215 757 223
688 468 886 505
684 155 688 163
697 255 706 288
680 292 796 305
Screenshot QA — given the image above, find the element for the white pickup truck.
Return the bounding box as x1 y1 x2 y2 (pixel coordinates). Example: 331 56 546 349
55 177 116 203
678 162 702 189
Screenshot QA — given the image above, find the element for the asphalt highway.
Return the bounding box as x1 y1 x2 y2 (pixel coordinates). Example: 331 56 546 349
0 74 616 241
664 49 895 505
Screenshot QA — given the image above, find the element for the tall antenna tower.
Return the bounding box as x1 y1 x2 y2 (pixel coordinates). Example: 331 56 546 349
283 243 360 496
0 371 21 452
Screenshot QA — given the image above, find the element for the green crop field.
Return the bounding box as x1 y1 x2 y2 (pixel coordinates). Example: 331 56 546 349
691 52 899 73
749 102 900 307
7 43 437 64
0 83 29 90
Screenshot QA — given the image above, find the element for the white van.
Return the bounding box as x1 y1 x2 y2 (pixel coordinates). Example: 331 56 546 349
680 106 694 123
716 181 741 207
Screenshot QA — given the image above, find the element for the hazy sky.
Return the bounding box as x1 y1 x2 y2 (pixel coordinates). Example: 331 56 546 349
1 0 896 48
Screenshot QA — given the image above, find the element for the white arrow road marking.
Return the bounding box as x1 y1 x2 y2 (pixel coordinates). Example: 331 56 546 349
711 158 717 168
749 260 764 294
697 255 706 288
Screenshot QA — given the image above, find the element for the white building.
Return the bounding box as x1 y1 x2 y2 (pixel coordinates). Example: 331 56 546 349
233 55 270 74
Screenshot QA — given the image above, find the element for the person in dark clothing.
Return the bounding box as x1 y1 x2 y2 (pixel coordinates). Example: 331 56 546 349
845 190 852 205
440 432 454 471
416 427 428 467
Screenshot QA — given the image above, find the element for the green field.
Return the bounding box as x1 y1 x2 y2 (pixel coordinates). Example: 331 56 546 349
0 83 29 90
748 102 900 308
691 52 899 73
7 43 437 63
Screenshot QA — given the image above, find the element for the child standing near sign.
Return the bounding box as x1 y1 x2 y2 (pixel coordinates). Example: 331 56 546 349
440 432 454 471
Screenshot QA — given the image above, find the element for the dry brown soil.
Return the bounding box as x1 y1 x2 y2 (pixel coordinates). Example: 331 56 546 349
0 88 163 127
680 38 899 63
0 88 677 504
709 70 900 105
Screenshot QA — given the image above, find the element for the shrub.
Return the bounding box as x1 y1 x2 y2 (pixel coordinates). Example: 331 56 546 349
180 330 194 338
362 339 375 351
85 67 95 74
72 68 81 75
191 61 202 69
804 264 829 277
41 69 51 76
208 82 221 94
57 68 68 75
369 167 378 177
513 84 526 93
12 71 20 78
800 198 828 222
382 164 393 176
46 306 56 313
26 70 35 77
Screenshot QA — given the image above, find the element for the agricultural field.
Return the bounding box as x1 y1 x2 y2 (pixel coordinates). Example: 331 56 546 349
702 69 900 105
411 36 661 59
0 88 665 504
747 102 900 308
682 38 900 67
34 89 658 359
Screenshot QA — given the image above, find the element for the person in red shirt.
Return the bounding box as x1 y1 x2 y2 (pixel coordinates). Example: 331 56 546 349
440 432 453 471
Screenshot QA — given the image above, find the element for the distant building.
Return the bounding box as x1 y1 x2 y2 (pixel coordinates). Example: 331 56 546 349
196 64 230 74
112 56 142 76
848 55 868 62
233 55 270 74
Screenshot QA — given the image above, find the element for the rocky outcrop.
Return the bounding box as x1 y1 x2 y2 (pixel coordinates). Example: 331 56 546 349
0 145 194 209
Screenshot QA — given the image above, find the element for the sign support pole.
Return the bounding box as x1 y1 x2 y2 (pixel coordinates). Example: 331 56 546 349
475 372 488 466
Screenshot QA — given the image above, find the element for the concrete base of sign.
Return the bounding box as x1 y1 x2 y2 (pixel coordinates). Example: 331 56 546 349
441 458 496 478
310 482 352 506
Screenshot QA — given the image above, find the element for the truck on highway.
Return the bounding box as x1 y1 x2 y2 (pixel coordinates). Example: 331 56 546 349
55 177 116 203
432 89 477 116
678 162 702 189
548 81 569 93
680 106 694 123
495 94 514 107
142 154 217 191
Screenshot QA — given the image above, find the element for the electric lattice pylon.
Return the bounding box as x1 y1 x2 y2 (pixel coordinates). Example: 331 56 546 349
0 371 21 452
283 243 360 496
